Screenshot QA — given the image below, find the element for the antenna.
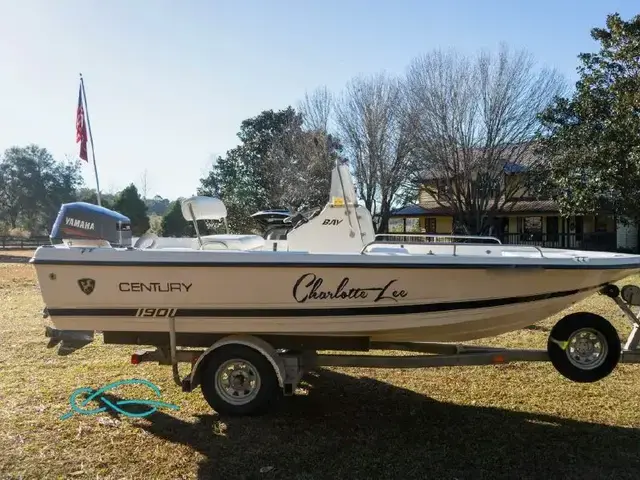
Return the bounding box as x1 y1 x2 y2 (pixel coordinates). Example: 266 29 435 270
335 160 362 239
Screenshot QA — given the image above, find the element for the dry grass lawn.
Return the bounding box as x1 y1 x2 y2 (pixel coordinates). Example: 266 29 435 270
1 249 640 479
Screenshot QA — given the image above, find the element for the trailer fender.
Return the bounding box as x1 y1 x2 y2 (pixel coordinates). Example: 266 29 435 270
188 334 286 391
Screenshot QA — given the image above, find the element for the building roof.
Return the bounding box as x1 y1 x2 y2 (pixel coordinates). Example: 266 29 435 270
418 141 543 182
390 199 580 217
389 204 430 216
390 197 615 217
500 200 559 214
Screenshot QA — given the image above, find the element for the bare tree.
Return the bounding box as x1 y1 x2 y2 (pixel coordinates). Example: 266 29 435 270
266 120 340 212
335 72 416 232
405 44 567 234
298 85 334 133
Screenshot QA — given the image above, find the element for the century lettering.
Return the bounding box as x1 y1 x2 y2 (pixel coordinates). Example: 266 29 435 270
119 282 192 293
292 273 407 303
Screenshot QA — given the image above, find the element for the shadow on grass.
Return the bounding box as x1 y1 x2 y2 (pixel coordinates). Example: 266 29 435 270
118 368 640 480
0 253 31 264
523 324 551 333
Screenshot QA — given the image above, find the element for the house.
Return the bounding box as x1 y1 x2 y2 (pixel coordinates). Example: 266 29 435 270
389 144 638 252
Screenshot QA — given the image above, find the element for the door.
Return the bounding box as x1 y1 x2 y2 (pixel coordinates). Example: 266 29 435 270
425 217 437 234
575 216 583 243
546 216 559 246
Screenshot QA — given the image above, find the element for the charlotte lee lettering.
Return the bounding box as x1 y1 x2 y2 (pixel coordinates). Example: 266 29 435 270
119 282 192 293
292 273 407 303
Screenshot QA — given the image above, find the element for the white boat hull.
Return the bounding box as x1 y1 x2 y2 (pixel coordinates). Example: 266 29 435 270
32 247 640 343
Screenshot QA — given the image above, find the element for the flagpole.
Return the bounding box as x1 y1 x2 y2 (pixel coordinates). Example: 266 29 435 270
79 73 102 207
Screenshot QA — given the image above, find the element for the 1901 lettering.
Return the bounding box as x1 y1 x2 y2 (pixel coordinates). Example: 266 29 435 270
292 273 408 303
135 308 178 317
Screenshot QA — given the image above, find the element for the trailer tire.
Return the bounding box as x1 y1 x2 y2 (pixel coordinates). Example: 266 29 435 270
547 312 621 383
200 344 281 416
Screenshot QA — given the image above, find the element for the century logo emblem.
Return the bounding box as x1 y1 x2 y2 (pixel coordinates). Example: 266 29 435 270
77 278 96 295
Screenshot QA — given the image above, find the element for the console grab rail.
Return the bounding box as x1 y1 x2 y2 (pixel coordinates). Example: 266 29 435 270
361 234 546 258
372 233 503 244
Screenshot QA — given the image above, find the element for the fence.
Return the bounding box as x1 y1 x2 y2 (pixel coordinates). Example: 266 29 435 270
498 232 617 252
0 236 50 250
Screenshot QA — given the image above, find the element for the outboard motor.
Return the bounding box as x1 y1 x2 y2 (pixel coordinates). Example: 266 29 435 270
50 202 132 248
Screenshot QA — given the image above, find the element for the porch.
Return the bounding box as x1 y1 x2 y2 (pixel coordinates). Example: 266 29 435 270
388 205 619 252
497 232 617 251
494 214 617 251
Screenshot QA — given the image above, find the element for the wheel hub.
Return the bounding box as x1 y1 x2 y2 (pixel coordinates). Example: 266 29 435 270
566 328 607 370
215 359 261 405
230 371 249 390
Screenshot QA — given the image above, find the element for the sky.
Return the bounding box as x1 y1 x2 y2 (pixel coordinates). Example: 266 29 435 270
0 1 637 200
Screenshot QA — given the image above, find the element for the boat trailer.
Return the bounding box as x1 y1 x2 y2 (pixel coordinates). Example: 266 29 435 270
46 283 640 417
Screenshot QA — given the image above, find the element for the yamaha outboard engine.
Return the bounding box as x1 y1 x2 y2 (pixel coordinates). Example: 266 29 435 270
50 202 132 248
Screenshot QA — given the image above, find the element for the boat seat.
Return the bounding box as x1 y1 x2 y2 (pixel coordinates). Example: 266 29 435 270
200 234 265 251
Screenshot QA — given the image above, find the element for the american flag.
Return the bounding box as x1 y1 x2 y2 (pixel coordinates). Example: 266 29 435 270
76 84 88 162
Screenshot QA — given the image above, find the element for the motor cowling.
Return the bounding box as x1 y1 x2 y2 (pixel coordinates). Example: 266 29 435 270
50 202 132 248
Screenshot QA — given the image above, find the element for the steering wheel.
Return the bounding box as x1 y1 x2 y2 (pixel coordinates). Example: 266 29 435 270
133 232 158 249
282 207 321 228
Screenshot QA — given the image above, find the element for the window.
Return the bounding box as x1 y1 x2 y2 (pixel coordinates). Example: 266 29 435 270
517 216 542 233
433 179 454 201
500 217 509 234
405 218 420 233
594 215 609 233
517 216 543 241
477 172 501 198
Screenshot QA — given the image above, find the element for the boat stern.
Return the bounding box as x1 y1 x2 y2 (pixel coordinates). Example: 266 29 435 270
31 245 101 355
41 306 95 355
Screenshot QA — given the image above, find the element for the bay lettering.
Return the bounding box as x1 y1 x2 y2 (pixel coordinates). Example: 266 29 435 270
322 219 343 226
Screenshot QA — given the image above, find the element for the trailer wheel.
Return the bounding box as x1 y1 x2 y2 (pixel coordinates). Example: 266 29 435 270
200 344 281 416
547 312 621 383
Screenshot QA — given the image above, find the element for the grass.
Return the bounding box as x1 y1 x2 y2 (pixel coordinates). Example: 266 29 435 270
1 249 640 479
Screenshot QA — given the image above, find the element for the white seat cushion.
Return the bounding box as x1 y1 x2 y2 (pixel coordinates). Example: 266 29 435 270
200 234 265 251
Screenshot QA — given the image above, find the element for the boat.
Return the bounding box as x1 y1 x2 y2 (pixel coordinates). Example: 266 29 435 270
31 162 640 344
29 162 640 416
